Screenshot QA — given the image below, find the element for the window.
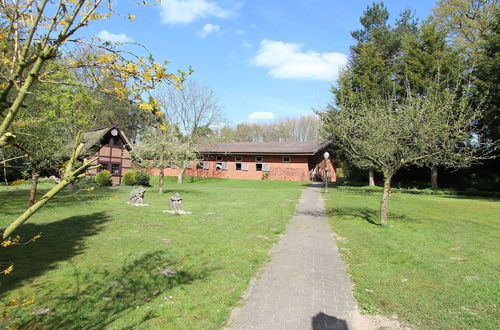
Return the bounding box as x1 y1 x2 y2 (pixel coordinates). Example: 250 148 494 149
216 155 223 161
235 163 242 171
98 163 108 172
235 156 242 162
196 154 204 160
111 163 120 175
256 163 270 172
112 136 122 146
216 162 229 171
255 156 263 162
282 156 291 163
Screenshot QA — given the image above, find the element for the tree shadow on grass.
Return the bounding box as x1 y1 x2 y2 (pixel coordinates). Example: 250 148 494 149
9 251 208 329
326 207 415 226
0 212 111 295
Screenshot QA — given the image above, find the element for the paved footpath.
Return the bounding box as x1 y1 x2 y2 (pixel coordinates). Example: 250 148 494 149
226 184 358 330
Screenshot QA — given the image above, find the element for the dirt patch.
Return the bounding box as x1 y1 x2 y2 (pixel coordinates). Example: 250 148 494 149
248 234 270 240
349 311 407 329
333 232 350 243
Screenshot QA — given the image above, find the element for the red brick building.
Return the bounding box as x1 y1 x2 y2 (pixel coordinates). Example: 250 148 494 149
155 141 336 182
83 126 133 185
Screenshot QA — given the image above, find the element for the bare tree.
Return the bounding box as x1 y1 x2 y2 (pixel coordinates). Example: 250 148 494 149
157 79 223 183
320 71 498 226
225 115 321 142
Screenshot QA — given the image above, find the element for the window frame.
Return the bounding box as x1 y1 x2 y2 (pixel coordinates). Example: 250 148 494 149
255 163 263 172
111 163 121 175
255 156 264 162
235 156 243 162
282 156 291 163
98 162 109 172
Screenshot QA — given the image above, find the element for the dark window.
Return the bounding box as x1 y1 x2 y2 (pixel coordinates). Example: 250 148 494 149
216 155 223 161
256 163 263 171
196 162 204 169
235 156 242 162
216 162 223 170
235 163 242 170
112 136 122 146
99 163 108 172
111 163 120 175
282 156 291 162
255 156 263 162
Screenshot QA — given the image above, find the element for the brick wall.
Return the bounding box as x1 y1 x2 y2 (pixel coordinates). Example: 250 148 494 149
149 153 336 182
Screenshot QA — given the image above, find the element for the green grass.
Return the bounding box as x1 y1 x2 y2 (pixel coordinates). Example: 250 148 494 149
0 177 305 329
324 188 500 329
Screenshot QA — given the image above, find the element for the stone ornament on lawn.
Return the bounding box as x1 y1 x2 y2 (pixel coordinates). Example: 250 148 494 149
164 193 191 215
128 187 149 206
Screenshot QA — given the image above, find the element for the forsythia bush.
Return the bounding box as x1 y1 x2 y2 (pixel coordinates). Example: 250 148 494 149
96 170 112 187
122 170 137 185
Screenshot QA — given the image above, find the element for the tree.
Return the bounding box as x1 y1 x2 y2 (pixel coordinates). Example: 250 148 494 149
320 70 496 225
158 79 222 183
430 0 497 54
221 115 321 142
334 2 418 186
0 0 189 239
132 127 196 193
429 0 499 188
397 22 465 188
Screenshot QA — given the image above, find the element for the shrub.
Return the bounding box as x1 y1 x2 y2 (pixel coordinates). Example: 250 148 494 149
95 170 112 187
73 176 97 189
135 170 151 186
122 170 137 186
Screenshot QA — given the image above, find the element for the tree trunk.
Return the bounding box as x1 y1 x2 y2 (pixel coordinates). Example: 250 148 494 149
2 161 7 186
431 165 438 190
28 169 39 206
177 167 186 184
158 167 164 194
368 168 376 186
380 174 392 226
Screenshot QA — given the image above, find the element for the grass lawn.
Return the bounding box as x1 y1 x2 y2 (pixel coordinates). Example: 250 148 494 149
324 188 500 329
0 176 306 329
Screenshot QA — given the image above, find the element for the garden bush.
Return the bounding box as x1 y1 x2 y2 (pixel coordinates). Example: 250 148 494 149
135 170 151 186
95 170 112 187
122 170 137 186
73 176 97 189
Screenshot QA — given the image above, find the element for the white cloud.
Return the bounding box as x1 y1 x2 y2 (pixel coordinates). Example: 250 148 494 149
248 111 274 121
252 39 347 81
198 23 220 38
236 29 246 34
160 0 232 24
97 30 133 43
242 40 252 49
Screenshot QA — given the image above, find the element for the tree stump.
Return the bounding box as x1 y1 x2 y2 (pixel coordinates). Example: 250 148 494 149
164 193 191 214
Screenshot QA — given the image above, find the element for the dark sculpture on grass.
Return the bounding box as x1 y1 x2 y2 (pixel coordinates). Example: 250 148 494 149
128 187 149 206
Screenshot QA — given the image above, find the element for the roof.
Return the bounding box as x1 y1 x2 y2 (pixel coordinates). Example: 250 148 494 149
195 141 329 155
81 126 132 151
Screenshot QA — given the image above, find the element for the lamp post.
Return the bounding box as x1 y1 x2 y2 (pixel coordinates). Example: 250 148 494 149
323 151 330 193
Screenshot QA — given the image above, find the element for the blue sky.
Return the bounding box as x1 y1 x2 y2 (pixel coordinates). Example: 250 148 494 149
87 0 437 125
